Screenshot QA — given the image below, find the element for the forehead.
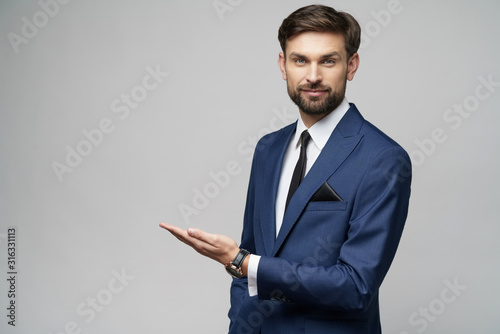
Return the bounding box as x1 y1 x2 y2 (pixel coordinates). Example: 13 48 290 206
285 31 346 58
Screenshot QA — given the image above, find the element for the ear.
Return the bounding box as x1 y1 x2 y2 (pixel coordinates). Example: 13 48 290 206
278 52 287 80
346 52 360 81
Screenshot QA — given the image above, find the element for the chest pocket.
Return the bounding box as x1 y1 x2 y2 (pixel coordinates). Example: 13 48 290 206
305 201 347 211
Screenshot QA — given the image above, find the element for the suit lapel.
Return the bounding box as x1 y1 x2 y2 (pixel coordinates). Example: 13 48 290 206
272 104 365 256
258 123 296 256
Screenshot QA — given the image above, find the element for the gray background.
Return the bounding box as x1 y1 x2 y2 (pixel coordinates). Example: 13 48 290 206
1 0 499 333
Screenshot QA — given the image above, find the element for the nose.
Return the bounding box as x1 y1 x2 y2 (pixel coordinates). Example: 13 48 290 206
306 63 322 84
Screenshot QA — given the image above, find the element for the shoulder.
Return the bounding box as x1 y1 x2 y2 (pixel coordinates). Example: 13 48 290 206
358 123 412 189
255 122 296 153
344 104 410 165
361 120 404 151
348 104 406 151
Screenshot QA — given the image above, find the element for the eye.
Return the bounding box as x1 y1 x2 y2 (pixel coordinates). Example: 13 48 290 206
294 58 306 65
323 59 336 65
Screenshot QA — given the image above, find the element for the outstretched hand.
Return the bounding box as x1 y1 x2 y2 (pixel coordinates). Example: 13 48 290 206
159 223 240 266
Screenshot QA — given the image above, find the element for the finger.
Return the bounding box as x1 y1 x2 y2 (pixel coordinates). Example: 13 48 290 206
186 229 217 252
187 228 219 247
187 227 207 240
160 223 214 252
159 222 182 232
160 223 195 245
160 223 190 239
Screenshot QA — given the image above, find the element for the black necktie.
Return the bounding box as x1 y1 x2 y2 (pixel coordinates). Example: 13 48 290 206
285 130 311 211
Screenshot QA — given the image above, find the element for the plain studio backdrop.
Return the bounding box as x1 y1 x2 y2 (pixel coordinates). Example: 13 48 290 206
1 0 499 333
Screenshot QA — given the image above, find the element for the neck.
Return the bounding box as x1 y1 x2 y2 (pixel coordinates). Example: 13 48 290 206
299 111 330 128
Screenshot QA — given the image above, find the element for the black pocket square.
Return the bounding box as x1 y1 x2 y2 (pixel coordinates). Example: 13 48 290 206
310 182 343 202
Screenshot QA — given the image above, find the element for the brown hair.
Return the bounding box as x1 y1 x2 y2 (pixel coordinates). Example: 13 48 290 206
278 5 361 60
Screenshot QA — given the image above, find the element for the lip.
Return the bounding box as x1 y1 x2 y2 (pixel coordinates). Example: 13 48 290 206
302 89 328 97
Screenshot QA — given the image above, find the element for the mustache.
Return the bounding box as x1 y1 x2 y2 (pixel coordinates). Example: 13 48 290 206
297 83 331 91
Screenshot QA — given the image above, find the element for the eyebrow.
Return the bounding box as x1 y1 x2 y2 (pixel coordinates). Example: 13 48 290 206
321 52 342 59
288 51 342 60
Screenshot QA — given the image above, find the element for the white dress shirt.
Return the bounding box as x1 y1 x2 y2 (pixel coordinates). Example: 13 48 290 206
246 98 350 297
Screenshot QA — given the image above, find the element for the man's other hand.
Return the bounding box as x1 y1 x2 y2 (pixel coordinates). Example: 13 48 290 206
159 223 240 266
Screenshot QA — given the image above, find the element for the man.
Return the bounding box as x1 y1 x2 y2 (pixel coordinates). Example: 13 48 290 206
160 5 411 333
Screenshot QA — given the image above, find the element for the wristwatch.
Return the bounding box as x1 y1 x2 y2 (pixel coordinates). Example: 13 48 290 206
225 249 250 278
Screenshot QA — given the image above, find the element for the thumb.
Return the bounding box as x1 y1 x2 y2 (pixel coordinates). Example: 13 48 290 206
187 228 201 238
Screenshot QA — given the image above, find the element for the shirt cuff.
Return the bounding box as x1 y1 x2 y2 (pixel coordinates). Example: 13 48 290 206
247 254 260 297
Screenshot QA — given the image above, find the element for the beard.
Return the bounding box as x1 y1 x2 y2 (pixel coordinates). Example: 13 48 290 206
287 79 346 116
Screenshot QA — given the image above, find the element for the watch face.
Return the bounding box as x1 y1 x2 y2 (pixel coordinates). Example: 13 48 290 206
225 264 243 278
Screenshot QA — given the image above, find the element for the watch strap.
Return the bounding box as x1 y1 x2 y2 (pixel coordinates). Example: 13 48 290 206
231 249 250 268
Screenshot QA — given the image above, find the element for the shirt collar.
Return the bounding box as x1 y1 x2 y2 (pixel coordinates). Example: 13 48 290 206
293 98 350 151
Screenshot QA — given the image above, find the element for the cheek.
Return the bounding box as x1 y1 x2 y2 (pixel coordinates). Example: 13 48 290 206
326 71 348 88
286 69 306 87
285 64 302 77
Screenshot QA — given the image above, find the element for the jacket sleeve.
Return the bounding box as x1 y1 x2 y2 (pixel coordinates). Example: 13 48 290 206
256 146 412 311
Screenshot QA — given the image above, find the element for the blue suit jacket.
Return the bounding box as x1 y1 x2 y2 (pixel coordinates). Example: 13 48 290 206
228 104 412 334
